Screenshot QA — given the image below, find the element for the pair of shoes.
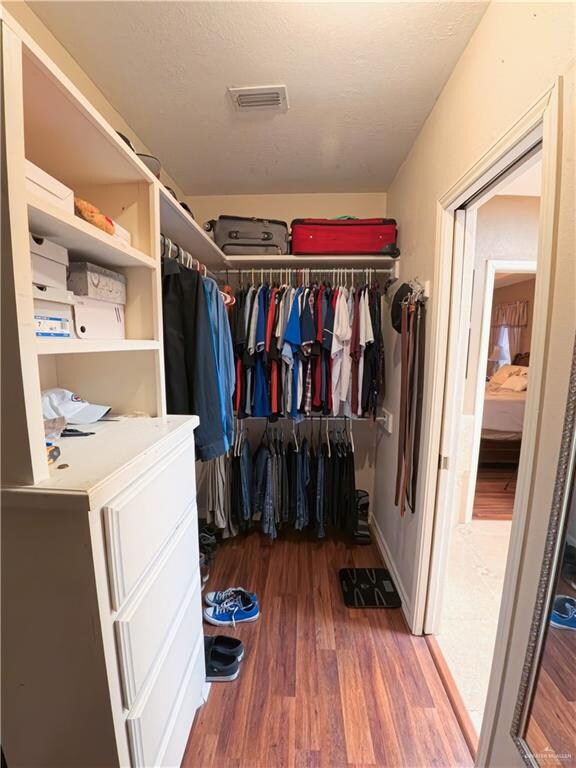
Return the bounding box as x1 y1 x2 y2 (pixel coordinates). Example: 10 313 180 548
550 595 576 630
203 587 260 627
204 634 245 682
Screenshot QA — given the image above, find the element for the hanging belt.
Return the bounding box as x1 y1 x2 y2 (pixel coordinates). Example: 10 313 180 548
395 298 423 516
395 301 415 513
408 302 426 511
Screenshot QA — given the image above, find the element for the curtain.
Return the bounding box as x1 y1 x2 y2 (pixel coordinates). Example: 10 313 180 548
490 300 528 365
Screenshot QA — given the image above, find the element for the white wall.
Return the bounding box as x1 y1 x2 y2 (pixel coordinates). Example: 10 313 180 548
372 2 575 624
186 192 387 228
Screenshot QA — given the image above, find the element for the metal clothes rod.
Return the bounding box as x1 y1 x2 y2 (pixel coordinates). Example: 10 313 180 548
160 234 217 280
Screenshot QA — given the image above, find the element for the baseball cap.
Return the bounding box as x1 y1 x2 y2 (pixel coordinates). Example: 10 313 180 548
41 388 111 424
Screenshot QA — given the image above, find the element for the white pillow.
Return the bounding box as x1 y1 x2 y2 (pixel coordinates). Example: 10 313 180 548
500 374 528 392
490 364 527 386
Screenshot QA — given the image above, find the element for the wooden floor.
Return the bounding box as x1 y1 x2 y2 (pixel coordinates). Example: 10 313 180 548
183 533 472 768
525 577 576 767
472 466 517 520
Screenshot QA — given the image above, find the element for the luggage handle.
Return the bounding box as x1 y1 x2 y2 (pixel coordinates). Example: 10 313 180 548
229 229 273 241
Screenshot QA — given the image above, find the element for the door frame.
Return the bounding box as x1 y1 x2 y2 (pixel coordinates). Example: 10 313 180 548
461 257 537 527
408 81 561 759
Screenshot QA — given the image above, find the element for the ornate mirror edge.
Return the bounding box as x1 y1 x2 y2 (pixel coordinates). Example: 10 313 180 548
510 335 576 766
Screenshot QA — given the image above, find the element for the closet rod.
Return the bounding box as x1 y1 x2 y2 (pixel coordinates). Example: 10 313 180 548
237 416 388 421
160 235 217 279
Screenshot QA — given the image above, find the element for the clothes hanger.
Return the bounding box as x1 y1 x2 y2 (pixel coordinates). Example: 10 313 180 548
292 420 299 452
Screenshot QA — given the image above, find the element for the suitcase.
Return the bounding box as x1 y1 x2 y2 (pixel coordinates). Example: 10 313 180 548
291 218 400 256
205 215 289 255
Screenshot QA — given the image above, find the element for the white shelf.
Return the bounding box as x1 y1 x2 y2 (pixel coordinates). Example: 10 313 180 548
27 194 155 270
224 254 399 268
36 339 160 355
158 187 229 270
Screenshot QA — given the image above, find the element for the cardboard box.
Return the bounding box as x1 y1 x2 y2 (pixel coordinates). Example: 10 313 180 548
33 285 76 338
67 262 127 305
113 221 132 246
25 160 74 214
74 296 125 340
30 233 69 290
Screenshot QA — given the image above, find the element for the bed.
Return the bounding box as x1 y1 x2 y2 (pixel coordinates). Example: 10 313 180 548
480 358 529 464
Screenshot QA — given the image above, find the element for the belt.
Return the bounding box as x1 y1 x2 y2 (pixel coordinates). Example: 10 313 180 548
395 298 425 515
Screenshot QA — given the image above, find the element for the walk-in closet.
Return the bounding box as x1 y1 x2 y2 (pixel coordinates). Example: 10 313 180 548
2 3 575 768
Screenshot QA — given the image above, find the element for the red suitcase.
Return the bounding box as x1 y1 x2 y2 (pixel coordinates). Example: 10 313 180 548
290 218 399 256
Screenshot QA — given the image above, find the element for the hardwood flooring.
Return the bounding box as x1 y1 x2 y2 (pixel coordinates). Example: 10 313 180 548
472 466 517 520
525 577 576 766
183 533 472 768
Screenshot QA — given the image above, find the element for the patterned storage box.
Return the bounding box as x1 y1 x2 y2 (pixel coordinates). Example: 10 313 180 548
67 261 127 305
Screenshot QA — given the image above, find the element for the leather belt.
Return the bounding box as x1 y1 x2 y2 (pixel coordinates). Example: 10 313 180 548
395 297 425 515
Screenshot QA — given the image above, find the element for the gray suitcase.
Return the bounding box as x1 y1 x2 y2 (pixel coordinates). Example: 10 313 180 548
205 215 289 255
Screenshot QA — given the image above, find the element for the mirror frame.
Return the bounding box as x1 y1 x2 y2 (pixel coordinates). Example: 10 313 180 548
511 337 576 766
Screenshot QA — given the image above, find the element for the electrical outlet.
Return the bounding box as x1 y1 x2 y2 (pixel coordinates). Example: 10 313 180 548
381 409 393 435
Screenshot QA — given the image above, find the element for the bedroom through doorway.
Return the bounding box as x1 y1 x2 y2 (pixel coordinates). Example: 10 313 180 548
433 153 542 742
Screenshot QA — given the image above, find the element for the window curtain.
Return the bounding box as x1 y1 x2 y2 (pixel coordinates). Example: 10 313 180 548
490 300 528 365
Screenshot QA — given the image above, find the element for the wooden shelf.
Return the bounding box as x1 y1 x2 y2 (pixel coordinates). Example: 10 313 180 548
36 339 160 355
27 194 155 270
224 254 399 268
158 187 229 270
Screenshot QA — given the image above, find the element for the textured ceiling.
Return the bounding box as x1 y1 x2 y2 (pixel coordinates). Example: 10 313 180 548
30 1 488 195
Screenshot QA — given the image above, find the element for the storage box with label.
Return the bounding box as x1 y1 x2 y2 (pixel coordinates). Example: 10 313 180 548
33 285 76 338
74 296 125 340
25 159 74 214
30 233 69 290
67 262 127 305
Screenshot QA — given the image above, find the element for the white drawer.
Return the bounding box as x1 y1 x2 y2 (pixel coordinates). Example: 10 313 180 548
126 582 204 768
157 641 207 768
103 435 196 609
115 511 199 708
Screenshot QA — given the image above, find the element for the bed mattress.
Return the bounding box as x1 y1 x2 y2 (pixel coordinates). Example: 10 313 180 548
482 387 526 434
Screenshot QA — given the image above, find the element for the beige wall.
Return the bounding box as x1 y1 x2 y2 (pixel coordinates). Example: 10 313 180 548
373 2 575 619
477 195 540 263
3 1 187 200
186 192 387 227
493 276 536 355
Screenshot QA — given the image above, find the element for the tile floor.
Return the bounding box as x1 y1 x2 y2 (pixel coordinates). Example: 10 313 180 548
437 519 513 735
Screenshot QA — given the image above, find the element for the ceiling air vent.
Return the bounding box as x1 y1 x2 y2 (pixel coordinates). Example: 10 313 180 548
228 85 289 112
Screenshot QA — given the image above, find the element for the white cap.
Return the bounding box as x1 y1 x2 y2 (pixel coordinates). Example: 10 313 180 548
41 388 111 424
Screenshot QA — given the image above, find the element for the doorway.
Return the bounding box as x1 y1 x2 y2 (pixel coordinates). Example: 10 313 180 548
425 150 545 744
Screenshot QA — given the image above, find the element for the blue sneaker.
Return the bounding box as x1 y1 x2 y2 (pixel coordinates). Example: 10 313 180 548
204 587 257 608
550 595 576 630
203 593 260 627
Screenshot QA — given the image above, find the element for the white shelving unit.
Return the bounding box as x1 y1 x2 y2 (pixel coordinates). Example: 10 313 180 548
2 16 210 768
2 15 230 486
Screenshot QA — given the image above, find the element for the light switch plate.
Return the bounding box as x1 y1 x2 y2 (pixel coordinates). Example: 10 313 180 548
382 409 393 435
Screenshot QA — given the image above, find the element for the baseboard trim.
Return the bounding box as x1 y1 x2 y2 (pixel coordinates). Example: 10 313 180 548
426 635 478 760
370 516 412 628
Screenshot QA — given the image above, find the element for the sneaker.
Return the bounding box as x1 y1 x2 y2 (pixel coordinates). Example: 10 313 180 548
204 637 240 682
550 595 576 630
210 634 245 662
203 594 260 627
204 587 257 608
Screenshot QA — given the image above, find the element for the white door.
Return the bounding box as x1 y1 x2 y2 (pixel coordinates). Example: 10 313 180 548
483 64 575 768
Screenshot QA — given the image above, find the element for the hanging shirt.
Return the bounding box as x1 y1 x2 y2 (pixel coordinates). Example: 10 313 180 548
283 287 303 419
357 287 375 415
330 287 351 416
